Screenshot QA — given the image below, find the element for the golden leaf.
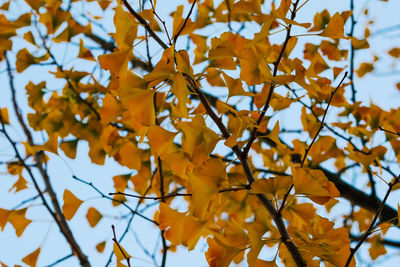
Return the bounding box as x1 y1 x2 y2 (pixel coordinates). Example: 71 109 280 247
62 189 83 220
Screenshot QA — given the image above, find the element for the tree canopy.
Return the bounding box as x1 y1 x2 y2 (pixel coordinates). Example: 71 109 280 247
1 0 400 266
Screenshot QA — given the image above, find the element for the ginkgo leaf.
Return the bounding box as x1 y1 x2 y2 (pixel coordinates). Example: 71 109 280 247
250 176 292 199
147 125 177 157
113 0 138 49
86 207 103 227
101 94 122 125
356 62 374 78
9 175 28 193
16 48 49 73
98 48 131 79
0 107 9 124
0 208 10 230
231 0 261 14
78 39 96 61
60 139 78 159
292 167 339 204
113 242 131 267
117 142 142 170
62 189 83 220
170 72 190 117
22 247 40 267
8 208 32 237
96 241 106 253
320 12 345 39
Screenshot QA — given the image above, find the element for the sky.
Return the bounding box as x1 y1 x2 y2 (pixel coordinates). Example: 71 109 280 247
1 0 400 266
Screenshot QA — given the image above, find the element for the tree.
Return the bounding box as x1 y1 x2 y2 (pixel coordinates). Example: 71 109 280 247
1 0 400 266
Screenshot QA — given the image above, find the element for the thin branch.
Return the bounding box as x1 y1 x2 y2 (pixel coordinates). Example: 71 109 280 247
4 51 90 267
172 0 197 44
112 225 131 267
300 72 348 166
182 68 306 266
43 253 74 267
378 126 400 137
345 175 400 266
349 233 400 248
149 0 172 45
243 0 302 156
121 0 168 49
72 175 157 225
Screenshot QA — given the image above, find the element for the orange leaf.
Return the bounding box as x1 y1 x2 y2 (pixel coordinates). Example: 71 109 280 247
62 189 83 220
320 12 345 39
22 247 40 267
86 207 103 227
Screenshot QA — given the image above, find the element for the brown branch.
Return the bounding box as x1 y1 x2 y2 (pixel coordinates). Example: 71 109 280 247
149 0 172 45
4 52 91 267
172 0 197 44
345 175 400 267
121 0 168 49
243 0 302 156
112 225 131 267
182 72 305 266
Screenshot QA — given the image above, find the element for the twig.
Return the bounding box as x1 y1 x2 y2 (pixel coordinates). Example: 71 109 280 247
181 72 306 266
349 233 400 248
43 253 74 267
243 0 302 156
4 52 90 267
149 0 172 45
112 225 131 267
72 175 157 225
344 175 400 266
121 0 168 49
300 71 348 166
172 0 197 44
378 126 400 136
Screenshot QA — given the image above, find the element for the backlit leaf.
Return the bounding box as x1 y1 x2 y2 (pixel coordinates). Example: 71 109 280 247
62 189 83 220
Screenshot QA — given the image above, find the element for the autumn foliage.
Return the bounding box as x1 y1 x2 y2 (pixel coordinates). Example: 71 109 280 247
1 0 400 266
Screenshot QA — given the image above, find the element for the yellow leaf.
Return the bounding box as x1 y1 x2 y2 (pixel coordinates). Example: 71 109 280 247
8 208 31 237
170 72 190 117
158 202 186 245
320 12 345 39
369 235 387 260
22 247 40 267
356 62 374 78
0 208 10 230
98 48 131 78
147 125 177 157
159 203 205 249
117 142 142 170
172 5 196 38
292 167 339 205
205 237 244 267
0 108 9 124
60 139 78 159
62 189 83 220
250 176 292 199
221 71 252 98
78 39 96 61
388 47 400 58
144 46 175 87
113 0 138 49
231 0 261 14
9 175 28 193
113 242 131 267
96 241 106 253
40 133 58 154
254 259 278 267
86 207 103 227
101 94 122 125
16 48 49 73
